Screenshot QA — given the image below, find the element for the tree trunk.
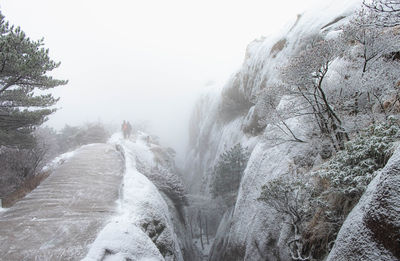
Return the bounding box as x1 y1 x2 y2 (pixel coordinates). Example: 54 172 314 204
198 210 204 250
189 214 194 238
205 215 209 244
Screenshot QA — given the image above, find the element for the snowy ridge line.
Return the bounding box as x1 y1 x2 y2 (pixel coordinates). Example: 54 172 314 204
83 132 184 261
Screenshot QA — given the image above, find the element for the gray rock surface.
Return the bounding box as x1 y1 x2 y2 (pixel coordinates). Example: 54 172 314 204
0 143 124 260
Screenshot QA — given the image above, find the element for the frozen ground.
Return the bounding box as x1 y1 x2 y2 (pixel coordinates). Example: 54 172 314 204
0 143 124 260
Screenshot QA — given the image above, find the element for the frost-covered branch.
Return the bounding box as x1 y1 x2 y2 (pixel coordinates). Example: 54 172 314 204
259 174 313 260
282 36 348 150
364 0 400 26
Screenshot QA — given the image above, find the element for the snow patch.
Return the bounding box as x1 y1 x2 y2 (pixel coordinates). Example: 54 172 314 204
41 150 76 172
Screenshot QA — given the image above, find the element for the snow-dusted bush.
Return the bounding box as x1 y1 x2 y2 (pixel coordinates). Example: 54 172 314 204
365 0 400 27
0 147 46 197
257 119 399 261
315 117 399 197
0 127 57 198
149 165 189 208
259 174 314 261
57 123 110 153
300 118 400 259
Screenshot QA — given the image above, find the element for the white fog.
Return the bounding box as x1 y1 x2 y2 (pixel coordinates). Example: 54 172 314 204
1 0 318 157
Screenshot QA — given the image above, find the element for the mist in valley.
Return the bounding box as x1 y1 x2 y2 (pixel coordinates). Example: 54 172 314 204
0 0 319 159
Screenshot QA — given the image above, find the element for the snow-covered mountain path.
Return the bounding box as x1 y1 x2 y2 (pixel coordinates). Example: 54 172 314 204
83 133 187 261
0 143 124 260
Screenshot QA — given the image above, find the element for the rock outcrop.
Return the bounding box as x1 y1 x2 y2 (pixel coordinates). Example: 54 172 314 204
327 146 400 261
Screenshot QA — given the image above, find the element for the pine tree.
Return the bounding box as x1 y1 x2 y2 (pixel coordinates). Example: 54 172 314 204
0 12 67 148
210 143 249 206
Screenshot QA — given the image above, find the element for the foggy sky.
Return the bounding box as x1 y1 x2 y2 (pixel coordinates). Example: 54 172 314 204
1 0 319 159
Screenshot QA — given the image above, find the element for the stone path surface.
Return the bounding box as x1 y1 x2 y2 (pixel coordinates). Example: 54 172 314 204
0 143 124 260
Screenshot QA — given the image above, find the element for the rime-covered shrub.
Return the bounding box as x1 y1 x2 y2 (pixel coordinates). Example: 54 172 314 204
259 175 312 219
315 117 399 197
57 123 110 153
301 118 400 259
134 144 188 209
259 173 315 261
0 127 58 198
256 119 400 260
149 166 188 208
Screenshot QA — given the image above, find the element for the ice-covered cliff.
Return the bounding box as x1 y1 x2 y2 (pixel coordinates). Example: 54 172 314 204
185 0 363 193
182 0 392 260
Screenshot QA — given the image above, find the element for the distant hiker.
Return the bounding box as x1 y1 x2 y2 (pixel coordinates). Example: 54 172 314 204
121 120 128 139
126 121 132 139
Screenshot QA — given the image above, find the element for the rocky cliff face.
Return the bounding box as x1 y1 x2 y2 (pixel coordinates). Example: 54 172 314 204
185 0 363 194
182 0 397 260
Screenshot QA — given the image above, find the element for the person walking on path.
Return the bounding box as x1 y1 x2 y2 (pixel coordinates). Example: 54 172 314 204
126 121 132 139
121 120 128 139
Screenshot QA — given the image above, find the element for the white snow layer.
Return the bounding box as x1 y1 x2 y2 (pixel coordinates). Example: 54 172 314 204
41 149 77 172
83 133 183 261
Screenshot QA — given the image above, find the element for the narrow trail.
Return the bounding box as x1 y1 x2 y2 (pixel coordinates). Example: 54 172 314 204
0 143 124 260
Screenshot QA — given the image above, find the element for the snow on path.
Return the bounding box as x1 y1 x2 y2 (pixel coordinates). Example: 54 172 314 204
83 133 183 261
0 143 124 260
41 149 77 172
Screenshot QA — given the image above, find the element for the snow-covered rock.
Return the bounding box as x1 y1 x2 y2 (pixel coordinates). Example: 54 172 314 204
84 133 199 261
185 0 363 194
209 122 313 260
326 146 400 261
184 0 364 260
